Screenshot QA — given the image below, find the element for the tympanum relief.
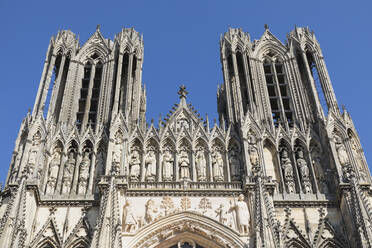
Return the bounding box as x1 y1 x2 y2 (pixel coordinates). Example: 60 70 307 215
121 196 251 235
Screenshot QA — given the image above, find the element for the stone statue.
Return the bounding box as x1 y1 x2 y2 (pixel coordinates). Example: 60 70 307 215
249 146 259 167
229 148 240 181
62 151 75 194
212 150 224 181
129 150 141 181
179 151 190 180
112 132 123 175
281 149 295 193
334 134 349 166
145 151 157 182
145 199 158 224
78 151 90 194
296 150 312 193
122 200 137 233
47 148 61 193
229 194 250 234
162 151 174 181
195 150 207 181
215 204 227 224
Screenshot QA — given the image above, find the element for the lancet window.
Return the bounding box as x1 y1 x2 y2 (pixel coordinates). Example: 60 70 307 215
76 54 103 130
236 51 249 113
263 57 294 128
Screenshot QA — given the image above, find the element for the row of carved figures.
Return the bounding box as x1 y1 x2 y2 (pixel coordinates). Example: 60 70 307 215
111 131 260 182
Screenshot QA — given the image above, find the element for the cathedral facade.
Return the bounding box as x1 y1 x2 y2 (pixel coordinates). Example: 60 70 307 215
0 25 371 248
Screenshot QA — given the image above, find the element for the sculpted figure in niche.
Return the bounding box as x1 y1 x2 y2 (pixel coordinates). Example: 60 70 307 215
145 150 157 182
112 132 123 175
145 199 159 224
334 134 349 167
26 132 41 178
129 150 141 181
229 148 240 181
62 150 76 194
47 147 62 194
179 151 190 180
229 194 250 234
95 149 105 177
162 150 174 181
311 147 329 194
212 150 224 181
296 149 312 194
195 149 207 182
281 149 295 193
248 133 259 167
350 137 367 182
122 200 137 233
78 151 91 194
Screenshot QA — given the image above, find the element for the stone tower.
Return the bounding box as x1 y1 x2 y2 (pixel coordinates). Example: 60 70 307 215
0 25 371 248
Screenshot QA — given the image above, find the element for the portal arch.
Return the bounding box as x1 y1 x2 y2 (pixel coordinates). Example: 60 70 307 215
128 211 245 248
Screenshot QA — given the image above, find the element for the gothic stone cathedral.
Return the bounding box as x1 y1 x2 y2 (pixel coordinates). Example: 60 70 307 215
0 25 371 248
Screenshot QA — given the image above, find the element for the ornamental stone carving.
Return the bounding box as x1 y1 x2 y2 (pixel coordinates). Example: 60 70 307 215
215 204 227 225
144 151 156 182
62 150 76 194
195 150 207 182
229 194 250 234
212 150 224 181
162 150 174 181
281 149 295 193
129 150 141 182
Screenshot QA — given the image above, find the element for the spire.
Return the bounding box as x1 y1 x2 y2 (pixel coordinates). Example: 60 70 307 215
177 85 188 108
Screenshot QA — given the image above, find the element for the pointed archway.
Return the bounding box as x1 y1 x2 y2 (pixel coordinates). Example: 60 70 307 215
127 211 246 248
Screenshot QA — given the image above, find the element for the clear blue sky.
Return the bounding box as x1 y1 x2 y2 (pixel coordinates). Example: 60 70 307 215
0 1 371 184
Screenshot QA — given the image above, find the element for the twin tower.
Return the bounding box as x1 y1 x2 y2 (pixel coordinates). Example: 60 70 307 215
0 25 371 248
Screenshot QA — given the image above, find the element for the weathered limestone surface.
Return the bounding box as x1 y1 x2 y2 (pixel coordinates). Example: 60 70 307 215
0 25 371 248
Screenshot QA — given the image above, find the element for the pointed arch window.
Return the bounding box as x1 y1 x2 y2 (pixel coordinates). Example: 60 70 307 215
236 50 249 113
76 54 103 130
263 57 294 128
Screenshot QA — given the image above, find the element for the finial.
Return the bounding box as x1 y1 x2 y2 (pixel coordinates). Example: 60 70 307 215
264 24 269 30
96 24 101 31
177 85 188 99
28 108 31 114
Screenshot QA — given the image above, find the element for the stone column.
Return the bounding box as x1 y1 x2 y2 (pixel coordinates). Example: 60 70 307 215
88 151 97 194
242 54 254 113
55 151 67 193
72 152 82 194
157 151 162 182
301 51 324 118
32 43 53 117
225 151 231 182
81 63 96 129
141 150 146 181
174 151 179 181
125 53 134 113
291 152 303 194
47 55 66 120
231 51 243 120
306 151 320 195
207 151 213 182
112 53 123 114
191 150 196 181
